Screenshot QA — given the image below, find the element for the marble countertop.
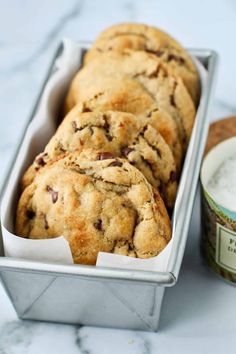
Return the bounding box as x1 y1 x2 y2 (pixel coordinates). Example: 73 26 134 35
1 0 236 352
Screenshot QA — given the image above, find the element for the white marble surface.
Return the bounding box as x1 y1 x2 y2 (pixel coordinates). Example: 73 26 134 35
1 0 236 352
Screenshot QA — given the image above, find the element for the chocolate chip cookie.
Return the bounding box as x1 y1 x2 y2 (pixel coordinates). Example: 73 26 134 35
16 151 171 265
84 23 200 105
22 109 178 208
65 76 182 170
66 51 196 149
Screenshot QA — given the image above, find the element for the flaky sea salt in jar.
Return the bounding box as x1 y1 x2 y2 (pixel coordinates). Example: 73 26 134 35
201 137 236 283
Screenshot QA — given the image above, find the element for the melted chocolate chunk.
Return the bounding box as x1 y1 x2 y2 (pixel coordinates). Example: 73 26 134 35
108 160 123 167
82 106 92 113
168 54 185 65
142 125 148 134
46 186 58 203
170 82 177 107
87 114 113 141
26 209 35 219
106 134 113 141
97 152 114 160
121 147 134 157
35 156 45 166
170 93 176 107
102 114 112 142
170 171 177 182
155 147 162 158
94 219 102 231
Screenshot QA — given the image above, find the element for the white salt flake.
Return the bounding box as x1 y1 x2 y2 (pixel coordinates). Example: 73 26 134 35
207 155 236 211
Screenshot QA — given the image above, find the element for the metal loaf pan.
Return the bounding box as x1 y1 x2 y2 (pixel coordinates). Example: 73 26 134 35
0 42 218 331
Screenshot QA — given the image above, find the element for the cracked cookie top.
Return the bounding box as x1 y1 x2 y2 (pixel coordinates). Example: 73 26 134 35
16 150 171 265
84 22 200 105
22 109 178 209
66 50 196 150
65 76 183 170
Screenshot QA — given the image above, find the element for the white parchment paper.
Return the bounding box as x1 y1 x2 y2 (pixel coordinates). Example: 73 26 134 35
0 39 207 272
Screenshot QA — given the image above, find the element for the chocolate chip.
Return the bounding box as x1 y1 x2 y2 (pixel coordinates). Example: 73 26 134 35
155 147 162 158
121 147 134 157
102 114 112 141
44 214 49 230
46 186 58 203
108 160 123 167
168 54 185 65
94 219 102 231
35 156 45 166
170 82 177 107
97 152 114 160
170 94 176 107
83 107 92 112
26 209 35 219
170 171 177 182
142 125 148 134
106 134 113 141
103 120 109 131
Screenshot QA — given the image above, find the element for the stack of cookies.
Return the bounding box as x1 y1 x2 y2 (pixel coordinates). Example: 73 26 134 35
16 23 199 265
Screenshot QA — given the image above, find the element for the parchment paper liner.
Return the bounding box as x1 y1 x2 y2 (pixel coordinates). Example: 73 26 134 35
1 39 207 271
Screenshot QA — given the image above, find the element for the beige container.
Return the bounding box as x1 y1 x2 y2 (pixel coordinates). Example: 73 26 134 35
201 137 236 283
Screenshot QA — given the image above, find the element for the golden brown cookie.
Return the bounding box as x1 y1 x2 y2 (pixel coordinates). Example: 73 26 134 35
65 76 182 170
84 23 200 104
66 51 196 149
22 109 178 208
16 151 171 265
